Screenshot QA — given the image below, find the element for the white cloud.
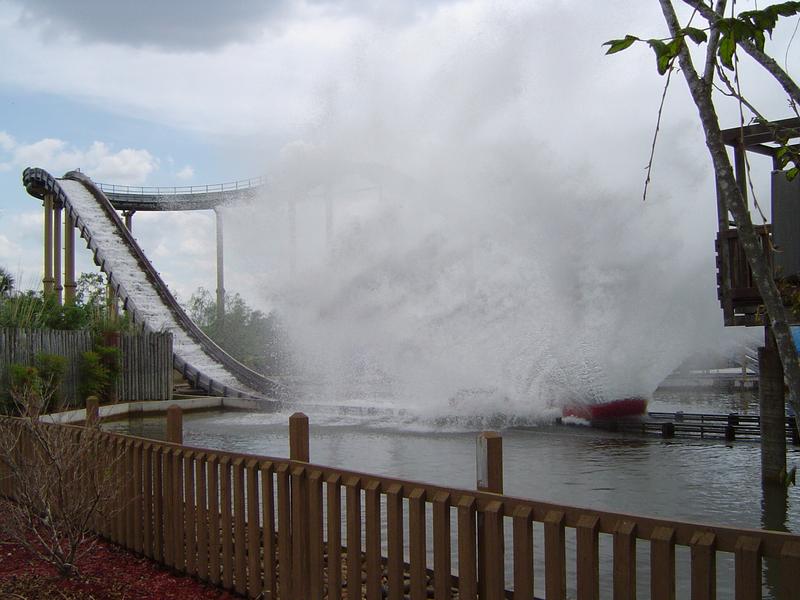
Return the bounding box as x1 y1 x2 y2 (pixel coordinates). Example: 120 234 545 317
0 131 15 152
131 210 216 299
0 133 158 184
0 0 794 145
10 210 43 234
175 165 194 181
0 233 22 260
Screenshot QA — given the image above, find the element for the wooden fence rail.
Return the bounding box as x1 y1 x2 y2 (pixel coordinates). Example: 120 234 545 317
2 412 800 599
0 328 172 406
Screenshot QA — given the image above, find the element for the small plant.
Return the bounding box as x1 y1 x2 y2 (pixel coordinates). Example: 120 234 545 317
79 345 120 404
3 353 66 415
35 352 67 409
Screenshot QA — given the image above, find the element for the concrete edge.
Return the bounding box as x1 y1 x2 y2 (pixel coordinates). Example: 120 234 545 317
42 396 283 425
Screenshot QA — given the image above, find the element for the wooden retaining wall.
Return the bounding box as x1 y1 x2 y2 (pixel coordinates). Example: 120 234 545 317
0 328 172 406
2 413 800 599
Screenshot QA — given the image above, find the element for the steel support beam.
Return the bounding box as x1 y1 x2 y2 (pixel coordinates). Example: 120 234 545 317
53 202 63 305
43 194 54 295
64 211 76 303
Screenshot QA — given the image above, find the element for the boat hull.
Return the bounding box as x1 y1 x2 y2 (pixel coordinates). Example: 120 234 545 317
562 397 647 420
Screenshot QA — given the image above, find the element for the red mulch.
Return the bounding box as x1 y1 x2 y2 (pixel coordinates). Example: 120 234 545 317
0 537 240 599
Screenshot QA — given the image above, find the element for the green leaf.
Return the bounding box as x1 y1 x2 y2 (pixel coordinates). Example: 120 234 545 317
683 27 708 44
773 2 800 18
753 28 766 51
718 33 736 69
603 35 638 54
787 166 800 181
647 39 669 75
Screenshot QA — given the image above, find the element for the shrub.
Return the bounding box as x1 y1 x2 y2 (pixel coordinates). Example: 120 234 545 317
79 345 120 403
35 352 67 408
3 354 66 415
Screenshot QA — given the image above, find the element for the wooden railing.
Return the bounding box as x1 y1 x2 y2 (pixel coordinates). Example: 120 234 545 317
716 225 772 326
2 412 800 599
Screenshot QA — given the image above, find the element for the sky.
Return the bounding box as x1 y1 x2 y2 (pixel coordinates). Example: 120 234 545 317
0 0 798 395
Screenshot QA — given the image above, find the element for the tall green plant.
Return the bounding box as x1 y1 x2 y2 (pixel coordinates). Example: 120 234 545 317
79 345 120 404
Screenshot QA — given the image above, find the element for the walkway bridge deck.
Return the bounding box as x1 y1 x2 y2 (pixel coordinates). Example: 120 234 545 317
97 177 265 211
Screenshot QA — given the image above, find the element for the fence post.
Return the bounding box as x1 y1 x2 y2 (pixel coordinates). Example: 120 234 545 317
167 405 183 444
85 396 99 427
289 412 309 461
289 412 310 598
477 432 503 599
477 431 503 493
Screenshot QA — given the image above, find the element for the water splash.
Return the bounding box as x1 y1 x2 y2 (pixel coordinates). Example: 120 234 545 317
225 1 727 423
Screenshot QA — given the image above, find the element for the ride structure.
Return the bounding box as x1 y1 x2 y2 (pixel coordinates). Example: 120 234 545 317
714 117 800 484
23 167 283 401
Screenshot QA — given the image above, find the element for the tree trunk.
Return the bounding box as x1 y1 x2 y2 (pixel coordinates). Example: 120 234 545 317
658 0 800 433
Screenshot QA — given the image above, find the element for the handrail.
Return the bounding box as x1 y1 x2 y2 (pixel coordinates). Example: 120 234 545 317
96 176 266 196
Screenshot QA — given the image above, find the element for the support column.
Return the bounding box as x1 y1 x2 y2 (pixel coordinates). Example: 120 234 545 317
214 208 225 324
123 210 135 232
53 202 63 305
760 326 787 484
43 194 54 295
64 211 76 303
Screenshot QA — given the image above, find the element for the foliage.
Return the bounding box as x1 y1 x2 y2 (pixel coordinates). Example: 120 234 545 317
187 287 288 375
604 1 800 179
0 271 132 334
0 267 14 297
75 272 106 308
34 353 67 408
2 353 67 416
78 345 120 404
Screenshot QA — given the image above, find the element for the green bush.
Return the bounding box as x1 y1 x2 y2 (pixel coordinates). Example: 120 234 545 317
5 364 40 415
79 345 120 403
35 353 67 408
2 353 66 415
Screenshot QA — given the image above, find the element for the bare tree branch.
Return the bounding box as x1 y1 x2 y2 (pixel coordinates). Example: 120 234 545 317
0 407 123 578
703 0 727 83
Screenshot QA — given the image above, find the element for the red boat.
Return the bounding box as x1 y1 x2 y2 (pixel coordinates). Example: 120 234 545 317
562 397 647 420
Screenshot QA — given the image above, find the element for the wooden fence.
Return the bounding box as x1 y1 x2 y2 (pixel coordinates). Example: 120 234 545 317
0 328 172 406
2 412 800 599
115 330 173 402
0 328 92 406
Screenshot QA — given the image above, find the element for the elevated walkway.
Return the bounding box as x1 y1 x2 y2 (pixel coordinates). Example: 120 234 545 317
97 177 265 211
